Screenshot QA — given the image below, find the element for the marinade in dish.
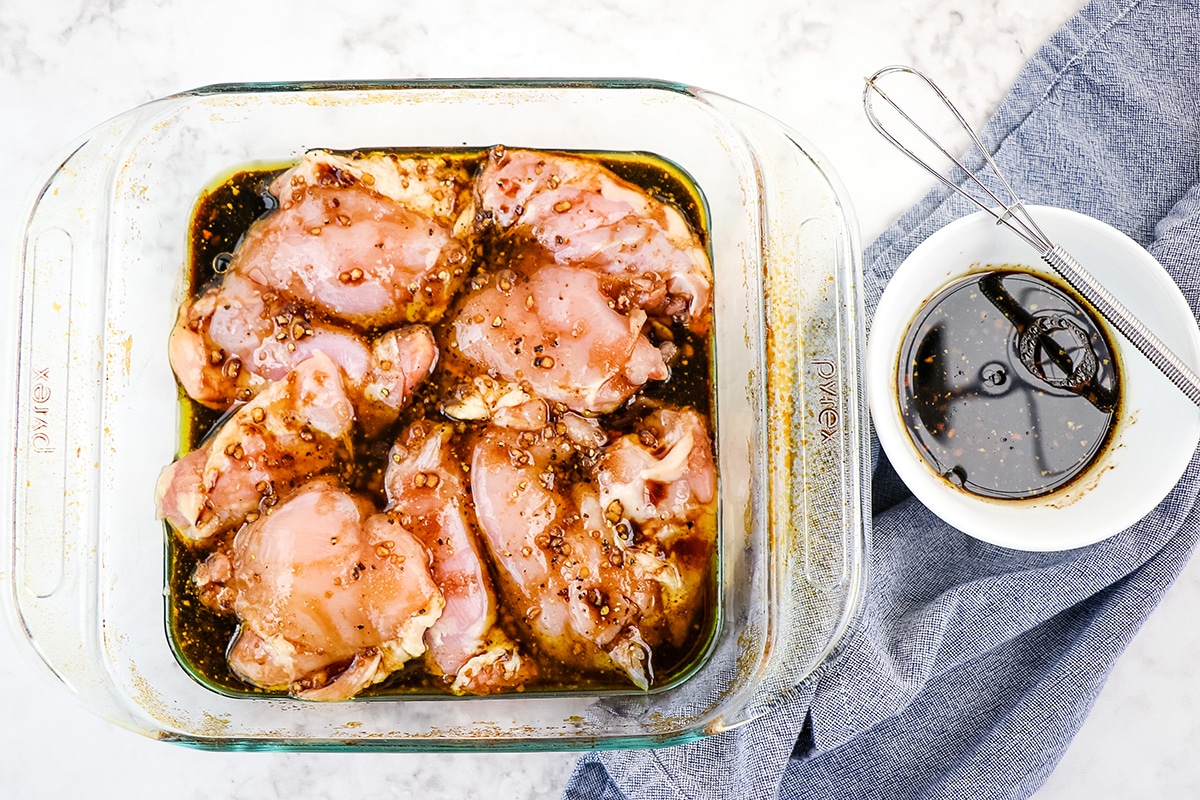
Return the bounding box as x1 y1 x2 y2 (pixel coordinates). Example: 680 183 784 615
159 147 720 700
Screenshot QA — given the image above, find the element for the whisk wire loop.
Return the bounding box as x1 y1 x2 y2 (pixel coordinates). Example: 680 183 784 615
864 64 1200 408
863 65 1049 251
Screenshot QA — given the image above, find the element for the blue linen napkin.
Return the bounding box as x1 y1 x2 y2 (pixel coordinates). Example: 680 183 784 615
565 0 1200 797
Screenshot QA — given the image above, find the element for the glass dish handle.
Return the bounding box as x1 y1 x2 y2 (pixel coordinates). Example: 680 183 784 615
5 111 142 727
699 92 870 728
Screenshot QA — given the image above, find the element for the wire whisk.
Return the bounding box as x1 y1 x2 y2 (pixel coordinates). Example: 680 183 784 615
863 64 1200 408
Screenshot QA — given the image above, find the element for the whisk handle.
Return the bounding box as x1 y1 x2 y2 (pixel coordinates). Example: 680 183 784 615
1042 244 1200 407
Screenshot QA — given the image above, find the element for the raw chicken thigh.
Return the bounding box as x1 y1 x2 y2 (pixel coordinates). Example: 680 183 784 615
450 147 715 415
474 147 713 333
451 262 669 414
168 149 458 436
156 351 355 542
209 478 444 700
384 421 533 694
469 405 716 689
168 270 438 436
593 407 717 647
230 151 475 329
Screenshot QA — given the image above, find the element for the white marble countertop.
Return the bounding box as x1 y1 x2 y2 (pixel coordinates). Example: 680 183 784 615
3 0 1198 797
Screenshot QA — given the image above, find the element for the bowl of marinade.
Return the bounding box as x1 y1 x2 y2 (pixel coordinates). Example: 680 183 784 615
868 206 1200 552
4 80 869 749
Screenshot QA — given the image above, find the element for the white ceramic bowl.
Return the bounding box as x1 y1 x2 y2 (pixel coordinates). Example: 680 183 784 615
868 206 1200 551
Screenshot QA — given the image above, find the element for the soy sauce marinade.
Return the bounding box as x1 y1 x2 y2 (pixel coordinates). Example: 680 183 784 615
898 269 1120 501
167 149 719 697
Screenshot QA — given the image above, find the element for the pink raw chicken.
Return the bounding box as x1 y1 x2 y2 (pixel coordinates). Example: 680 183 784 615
475 147 713 334
592 407 718 647
384 421 534 694
168 270 438 437
229 151 474 330
155 351 354 542
468 405 717 689
451 262 669 415
165 146 721 699
213 478 444 701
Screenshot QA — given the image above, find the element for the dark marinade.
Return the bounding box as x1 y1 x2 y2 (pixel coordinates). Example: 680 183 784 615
898 268 1120 501
167 148 719 697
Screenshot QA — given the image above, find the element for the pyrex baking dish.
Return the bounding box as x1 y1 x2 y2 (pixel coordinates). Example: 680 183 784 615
5 79 868 750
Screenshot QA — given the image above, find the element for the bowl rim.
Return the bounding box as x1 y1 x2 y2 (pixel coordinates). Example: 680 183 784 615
867 206 1200 551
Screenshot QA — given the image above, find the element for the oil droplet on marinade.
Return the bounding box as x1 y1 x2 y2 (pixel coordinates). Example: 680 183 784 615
898 269 1120 500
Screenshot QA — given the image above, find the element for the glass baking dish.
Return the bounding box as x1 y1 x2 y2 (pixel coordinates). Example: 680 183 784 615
4 79 868 750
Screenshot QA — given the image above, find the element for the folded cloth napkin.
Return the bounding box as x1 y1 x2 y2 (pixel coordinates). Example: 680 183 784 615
565 0 1200 797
